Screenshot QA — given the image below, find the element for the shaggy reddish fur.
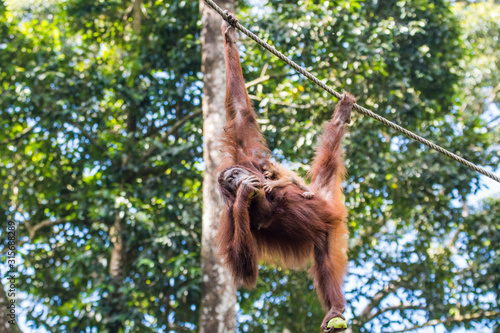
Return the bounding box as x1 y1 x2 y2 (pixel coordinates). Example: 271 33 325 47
216 15 354 331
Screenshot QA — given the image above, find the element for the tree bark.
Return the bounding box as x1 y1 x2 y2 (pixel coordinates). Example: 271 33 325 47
199 1 237 332
132 0 142 34
109 211 124 280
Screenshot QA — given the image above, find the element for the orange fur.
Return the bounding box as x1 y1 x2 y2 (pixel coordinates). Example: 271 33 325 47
216 13 354 333
262 161 315 199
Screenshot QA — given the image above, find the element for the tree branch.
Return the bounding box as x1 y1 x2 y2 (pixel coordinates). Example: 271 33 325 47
245 73 289 88
143 110 201 139
486 81 500 104
386 310 500 333
259 62 269 77
28 218 67 239
141 110 202 161
124 164 171 183
363 304 428 324
1 239 28 255
358 278 402 318
245 75 272 88
68 121 108 153
2 125 35 145
487 115 500 129
248 94 316 109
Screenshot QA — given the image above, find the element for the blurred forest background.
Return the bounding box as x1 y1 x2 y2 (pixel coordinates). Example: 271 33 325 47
1 0 499 332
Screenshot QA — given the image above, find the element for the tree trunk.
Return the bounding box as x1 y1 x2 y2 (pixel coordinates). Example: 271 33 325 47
132 0 142 33
109 211 124 280
199 1 237 332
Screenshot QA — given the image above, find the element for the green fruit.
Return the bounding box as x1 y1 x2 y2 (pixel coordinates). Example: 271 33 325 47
327 317 347 330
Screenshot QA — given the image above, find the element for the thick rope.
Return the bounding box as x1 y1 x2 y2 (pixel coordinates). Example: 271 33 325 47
203 0 500 184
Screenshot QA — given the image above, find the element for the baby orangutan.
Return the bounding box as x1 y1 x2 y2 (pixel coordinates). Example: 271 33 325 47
262 161 315 199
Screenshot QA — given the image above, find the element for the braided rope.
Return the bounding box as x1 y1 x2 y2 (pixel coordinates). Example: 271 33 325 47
203 0 500 184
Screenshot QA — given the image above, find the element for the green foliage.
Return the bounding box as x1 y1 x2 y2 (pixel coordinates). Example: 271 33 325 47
456 198 500 332
234 0 500 332
0 0 499 332
1 0 202 331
